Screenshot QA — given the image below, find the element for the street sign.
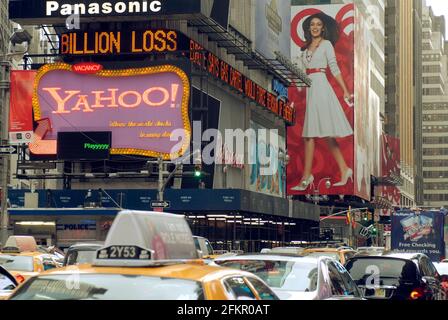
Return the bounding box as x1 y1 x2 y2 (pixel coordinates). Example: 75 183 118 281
0 145 18 155
151 201 171 209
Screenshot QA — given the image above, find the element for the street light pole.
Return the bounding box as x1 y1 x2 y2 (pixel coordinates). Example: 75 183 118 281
0 60 10 247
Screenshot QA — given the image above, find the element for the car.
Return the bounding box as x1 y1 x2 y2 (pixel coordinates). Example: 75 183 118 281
433 262 448 297
0 236 60 282
193 236 215 258
214 254 363 300
37 245 65 266
8 211 279 301
303 247 357 264
345 252 446 300
0 266 18 300
63 243 104 266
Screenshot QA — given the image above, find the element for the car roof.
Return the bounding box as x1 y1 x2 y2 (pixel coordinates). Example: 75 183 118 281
215 254 321 264
0 251 43 258
304 248 344 253
384 253 422 260
348 254 418 262
32 262 257 282
68 243 104 250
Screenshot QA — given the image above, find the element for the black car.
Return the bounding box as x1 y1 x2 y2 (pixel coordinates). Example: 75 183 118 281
63 243 103 266
345 253 446 300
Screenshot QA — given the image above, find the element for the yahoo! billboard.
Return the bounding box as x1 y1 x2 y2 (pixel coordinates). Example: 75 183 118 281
30 63 191 160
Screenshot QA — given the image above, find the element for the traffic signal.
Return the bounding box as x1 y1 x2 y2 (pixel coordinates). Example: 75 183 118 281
363 211 369 222
194 164 202 178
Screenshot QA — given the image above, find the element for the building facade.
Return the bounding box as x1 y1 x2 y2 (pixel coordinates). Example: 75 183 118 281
7 0 321 250
384 0 424 208
422 3 448 208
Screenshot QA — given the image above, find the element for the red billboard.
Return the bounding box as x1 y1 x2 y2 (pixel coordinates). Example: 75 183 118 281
288 3 356 198
379 135 401 216
9 70 36 144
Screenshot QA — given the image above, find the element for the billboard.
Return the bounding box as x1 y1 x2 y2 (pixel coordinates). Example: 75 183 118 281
29 63 191 160
9 71 36 144
287 3 357 197
249 121 286 198
255 0 291 60
379 134 401 216
392 209 445 261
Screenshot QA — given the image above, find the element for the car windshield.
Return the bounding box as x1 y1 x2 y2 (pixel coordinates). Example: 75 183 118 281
216 259 318 292
0 273 16 291
345 258 418 283
66 250 97 266
306 252 340 261
9 274 205 300
0 255 34 272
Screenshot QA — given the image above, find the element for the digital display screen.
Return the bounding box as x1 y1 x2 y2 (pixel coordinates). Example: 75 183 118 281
57 131 112 160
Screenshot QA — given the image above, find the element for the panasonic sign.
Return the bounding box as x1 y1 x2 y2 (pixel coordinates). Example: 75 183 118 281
9 0 202 25
45 1 162 16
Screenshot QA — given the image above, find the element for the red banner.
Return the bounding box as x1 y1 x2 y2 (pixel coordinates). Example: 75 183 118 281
9 70 36 143
379 135 401 216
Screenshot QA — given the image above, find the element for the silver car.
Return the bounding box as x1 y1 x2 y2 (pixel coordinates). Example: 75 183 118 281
214 254 363 300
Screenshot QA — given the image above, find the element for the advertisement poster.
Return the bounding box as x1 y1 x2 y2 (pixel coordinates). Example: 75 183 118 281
379 134 401 216
255 0 291 60
9 70 36 144
29 63 191 160
249 121 286 198
287 3 356 197
392 209 445 261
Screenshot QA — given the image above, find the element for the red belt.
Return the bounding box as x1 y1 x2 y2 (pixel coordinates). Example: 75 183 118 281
306 68 326 75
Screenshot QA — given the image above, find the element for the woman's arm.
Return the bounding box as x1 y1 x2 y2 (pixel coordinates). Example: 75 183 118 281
335 74 351 101
325 42 352 101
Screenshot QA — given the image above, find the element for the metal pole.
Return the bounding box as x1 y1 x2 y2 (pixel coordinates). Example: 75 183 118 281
0 61 10 247
158 156 164 201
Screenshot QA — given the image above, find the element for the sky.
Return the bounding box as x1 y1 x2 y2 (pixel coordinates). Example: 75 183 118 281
426 0 448 34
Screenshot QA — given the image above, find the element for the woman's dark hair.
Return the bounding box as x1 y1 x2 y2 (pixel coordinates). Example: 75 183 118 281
301 12 340 51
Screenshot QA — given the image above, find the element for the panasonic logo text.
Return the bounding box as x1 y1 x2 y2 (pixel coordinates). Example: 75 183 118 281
46 1 163 16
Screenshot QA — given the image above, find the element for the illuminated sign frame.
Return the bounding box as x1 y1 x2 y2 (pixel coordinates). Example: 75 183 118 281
32 63 191 160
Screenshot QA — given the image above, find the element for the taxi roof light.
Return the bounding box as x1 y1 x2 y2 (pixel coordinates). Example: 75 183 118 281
92 210 200 267
2 236 38 253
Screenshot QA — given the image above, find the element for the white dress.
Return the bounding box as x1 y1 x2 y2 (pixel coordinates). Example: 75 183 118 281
301 40 353 138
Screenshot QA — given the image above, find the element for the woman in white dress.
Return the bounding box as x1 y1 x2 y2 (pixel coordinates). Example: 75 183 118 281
292 12 354 191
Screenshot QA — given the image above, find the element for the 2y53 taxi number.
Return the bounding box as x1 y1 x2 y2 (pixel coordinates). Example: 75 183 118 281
97 246 151 260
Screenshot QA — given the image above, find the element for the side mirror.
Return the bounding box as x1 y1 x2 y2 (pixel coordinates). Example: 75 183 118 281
197 249 204 259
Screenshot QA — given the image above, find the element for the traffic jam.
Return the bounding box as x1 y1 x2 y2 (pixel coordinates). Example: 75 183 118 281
1 210 447 301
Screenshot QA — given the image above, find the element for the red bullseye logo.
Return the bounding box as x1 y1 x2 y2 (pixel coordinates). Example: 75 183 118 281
72 62 103 74
291 4 354 48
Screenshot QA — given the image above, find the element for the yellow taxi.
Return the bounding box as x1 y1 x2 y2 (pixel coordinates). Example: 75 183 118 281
303 247 357 265
0 236 59 283
8 211 278 301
